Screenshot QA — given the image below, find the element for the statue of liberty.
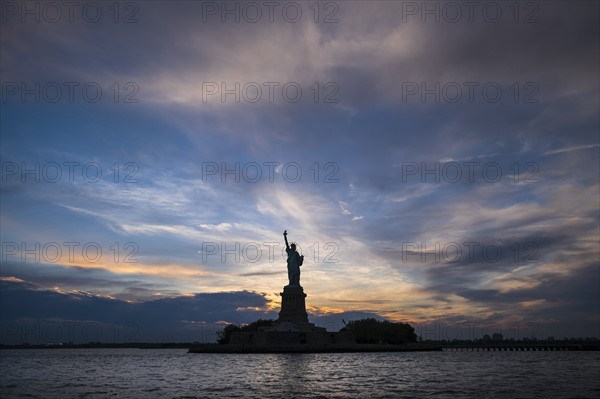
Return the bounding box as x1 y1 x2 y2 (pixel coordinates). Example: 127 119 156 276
283 230 303 287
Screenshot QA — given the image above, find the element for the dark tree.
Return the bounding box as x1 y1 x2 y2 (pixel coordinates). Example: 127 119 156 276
217 324 241 344
217 319 274 344
340 318 417 344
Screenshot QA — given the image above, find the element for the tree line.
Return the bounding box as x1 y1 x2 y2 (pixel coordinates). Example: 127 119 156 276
217 318 417 344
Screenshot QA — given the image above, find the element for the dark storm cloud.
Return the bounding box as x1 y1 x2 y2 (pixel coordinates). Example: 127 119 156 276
0 279 276 343
385 210 597 292
3 1 596 166
454 263 599 307
437 263 600 338
4 2 597 100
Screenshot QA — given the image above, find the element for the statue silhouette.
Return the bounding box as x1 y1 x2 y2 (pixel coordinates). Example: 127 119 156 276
283 230 303 287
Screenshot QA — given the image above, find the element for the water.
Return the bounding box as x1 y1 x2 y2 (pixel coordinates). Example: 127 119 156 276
1 349 599 398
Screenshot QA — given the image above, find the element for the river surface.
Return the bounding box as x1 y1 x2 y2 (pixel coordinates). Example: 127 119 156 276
1 349 599 398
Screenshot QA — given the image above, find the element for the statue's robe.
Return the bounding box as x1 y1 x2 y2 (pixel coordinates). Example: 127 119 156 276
286 248 302 286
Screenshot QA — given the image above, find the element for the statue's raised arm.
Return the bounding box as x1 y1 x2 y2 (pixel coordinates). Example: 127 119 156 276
283 230 290 250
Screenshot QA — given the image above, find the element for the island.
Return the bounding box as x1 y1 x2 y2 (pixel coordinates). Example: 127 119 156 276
189 231 441 353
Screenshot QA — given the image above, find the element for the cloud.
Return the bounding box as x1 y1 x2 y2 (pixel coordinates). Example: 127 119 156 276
543 144 600 155
0 278 277 343
1 1 598 340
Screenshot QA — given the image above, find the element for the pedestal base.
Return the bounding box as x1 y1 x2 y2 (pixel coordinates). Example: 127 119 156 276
277 285 309 323
222 284 356 349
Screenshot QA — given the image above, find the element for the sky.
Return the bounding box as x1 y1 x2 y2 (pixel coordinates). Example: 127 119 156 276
1 0 599 344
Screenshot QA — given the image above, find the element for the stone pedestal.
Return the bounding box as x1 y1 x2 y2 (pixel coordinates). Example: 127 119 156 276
268 285 325 333
277 285 308 323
